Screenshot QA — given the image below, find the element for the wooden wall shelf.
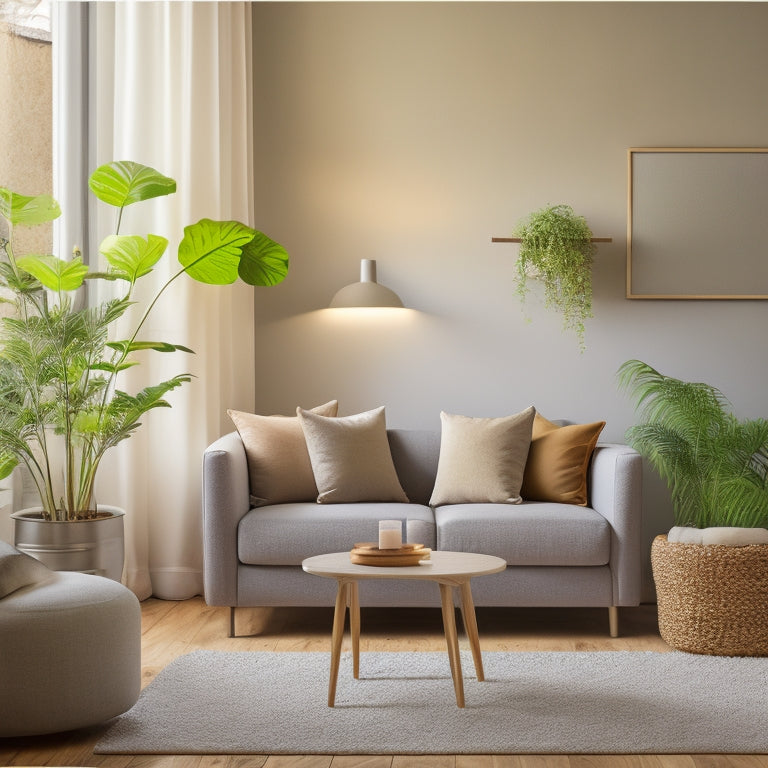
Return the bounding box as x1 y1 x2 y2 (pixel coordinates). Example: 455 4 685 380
492 237 613 243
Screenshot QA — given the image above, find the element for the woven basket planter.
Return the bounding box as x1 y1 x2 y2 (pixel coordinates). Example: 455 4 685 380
651 534 768 656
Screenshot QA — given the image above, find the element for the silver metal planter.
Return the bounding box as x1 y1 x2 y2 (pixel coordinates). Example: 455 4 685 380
11 506 125 581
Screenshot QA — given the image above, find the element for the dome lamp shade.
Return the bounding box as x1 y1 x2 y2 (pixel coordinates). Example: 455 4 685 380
329 259 404 308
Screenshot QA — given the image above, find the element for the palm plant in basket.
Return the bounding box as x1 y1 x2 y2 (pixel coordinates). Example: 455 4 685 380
0 160 288 529
617 358 768 529
618 359 768 656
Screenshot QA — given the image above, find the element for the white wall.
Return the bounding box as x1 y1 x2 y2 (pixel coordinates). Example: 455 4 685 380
250 2 768 599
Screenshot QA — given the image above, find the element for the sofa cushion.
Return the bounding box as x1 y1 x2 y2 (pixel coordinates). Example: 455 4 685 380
434 502 611 566
228 400 338 506
521 414 605 506
0 541 51 599
238 503 435 566
429 407 535 506
298 406 409 503
387 430 442 506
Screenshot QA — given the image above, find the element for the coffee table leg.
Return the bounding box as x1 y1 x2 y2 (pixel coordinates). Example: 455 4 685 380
328 580 349 707
349 580 360 679
459 580 484 682
439 582 465 708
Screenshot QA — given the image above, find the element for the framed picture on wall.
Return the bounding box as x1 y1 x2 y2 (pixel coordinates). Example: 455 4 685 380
627 147 768 299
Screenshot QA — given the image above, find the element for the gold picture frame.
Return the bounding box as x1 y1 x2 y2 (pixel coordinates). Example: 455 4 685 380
627 147 768 299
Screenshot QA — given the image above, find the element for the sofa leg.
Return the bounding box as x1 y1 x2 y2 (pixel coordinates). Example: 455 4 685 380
229 606 236 638
608 606 619 638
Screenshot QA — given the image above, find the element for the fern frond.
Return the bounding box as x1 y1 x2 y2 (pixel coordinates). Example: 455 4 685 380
619 359 768 528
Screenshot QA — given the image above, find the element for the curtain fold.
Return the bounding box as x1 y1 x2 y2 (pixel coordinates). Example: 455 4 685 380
55 1 256 599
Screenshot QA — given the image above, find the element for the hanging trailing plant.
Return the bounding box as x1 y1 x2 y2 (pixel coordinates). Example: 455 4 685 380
512 204 596 351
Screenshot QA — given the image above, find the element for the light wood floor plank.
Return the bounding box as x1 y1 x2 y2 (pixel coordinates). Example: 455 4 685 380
692 758 768 768
517 758 570 768
329 756 393 768
125 756 181 768
88 756 139 768
391 756 455 768
262 756 333 768
644 757 697 768
225 754 269 768
569 757 647 768
620 756 691 768
456 757 495 768
457 757 572 768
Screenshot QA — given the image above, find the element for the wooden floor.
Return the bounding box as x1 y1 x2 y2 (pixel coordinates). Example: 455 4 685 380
2 597 766 768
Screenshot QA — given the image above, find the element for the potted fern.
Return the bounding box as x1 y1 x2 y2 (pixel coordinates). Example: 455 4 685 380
618 359 768 655
513 204 596 351
0 160 288 579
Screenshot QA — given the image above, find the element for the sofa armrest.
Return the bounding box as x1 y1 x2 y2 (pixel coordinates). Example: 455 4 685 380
202 431 251 606
589 443 643 606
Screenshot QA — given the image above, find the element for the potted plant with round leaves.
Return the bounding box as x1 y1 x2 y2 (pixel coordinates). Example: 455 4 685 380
618 359 768 655
513 204 596 351
0 160 288 579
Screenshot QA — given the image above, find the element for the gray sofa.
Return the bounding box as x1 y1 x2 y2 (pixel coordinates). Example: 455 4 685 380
202 428 643 638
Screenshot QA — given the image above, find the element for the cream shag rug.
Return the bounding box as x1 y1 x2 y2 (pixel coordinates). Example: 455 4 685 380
95 650 768 754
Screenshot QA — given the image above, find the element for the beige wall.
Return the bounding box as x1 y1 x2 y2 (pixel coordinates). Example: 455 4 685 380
250 1 768 599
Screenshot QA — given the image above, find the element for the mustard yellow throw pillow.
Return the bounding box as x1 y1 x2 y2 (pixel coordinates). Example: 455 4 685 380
521 413 605 506
228 400 338 506
429 407 536 506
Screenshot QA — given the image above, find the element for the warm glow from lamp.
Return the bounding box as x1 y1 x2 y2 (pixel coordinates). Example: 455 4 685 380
329 259 404 308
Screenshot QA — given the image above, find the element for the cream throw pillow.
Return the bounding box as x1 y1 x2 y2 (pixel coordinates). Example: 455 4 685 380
429 407 536 506
297 406 409 504
228 400 338 506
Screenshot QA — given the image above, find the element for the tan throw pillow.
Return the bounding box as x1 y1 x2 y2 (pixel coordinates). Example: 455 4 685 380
228 400 338 506
521 413 605 506
429 407 536 506
297 406 409 504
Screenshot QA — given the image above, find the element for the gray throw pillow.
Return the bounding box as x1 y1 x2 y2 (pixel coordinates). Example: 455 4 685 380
0 540 51 599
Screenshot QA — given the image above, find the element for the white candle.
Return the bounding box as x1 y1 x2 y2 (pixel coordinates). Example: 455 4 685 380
378 520 402 549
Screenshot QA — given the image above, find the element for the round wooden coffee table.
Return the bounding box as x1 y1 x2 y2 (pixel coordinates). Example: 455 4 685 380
302 550 506 708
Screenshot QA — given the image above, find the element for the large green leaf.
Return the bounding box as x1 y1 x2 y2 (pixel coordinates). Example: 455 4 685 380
89 360 139 374
100 233 168 283
104 376 193 445
0 189 61 226
177 219 255 285
0 451 18 481
238 231 289 287
88 161 176 208
16 254 89 292
107 340 194 355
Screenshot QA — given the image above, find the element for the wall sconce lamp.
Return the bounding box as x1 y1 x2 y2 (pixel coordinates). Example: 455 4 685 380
329 259 404 308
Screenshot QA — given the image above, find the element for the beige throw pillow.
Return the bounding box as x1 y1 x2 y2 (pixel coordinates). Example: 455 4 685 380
297 406 409 504
228 400 338 506
429 407 536 506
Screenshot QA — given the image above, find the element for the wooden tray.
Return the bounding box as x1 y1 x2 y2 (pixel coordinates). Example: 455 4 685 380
350 542 431 567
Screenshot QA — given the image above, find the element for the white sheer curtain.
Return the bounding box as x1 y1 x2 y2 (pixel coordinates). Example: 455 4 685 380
54 2 256 599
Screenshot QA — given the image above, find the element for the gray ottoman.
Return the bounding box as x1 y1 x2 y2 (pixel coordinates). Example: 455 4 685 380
0 541 141 737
